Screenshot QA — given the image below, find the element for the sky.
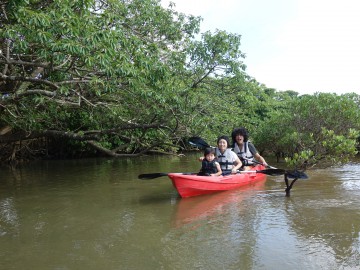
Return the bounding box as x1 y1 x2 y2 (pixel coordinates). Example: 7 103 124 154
161 0 360 95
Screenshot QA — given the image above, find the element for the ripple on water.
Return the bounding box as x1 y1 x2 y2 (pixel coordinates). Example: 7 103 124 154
333 163 360 191
0 197 19 236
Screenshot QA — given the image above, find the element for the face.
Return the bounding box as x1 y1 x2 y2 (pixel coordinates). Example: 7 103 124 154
235 134 244 144
217 139 228 151
205 153 215 162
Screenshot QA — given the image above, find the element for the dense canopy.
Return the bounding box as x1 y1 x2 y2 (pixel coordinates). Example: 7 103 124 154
1 0 359 168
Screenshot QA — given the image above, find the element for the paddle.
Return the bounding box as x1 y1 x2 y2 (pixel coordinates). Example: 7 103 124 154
241 168 285 176
138 173 170 179
243 158 277 169
188 136 213 149
138 172 195 180
285 170 308 179
241 158 308 179
138 168 286 180
284 170 308 196
138 168 308 197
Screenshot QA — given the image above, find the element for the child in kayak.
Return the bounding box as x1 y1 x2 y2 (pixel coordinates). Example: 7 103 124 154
198 147 222 176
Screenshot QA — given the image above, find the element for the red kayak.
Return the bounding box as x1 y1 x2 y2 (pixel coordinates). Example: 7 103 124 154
167 165 267 198
173 179 267 227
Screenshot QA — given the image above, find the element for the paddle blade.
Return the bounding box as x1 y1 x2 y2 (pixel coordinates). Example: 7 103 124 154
256 168 286 176
138 173 168 180
286 170 308 179
188 136 211 149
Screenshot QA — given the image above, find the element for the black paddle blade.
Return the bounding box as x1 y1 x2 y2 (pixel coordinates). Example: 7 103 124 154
138 173 169 180
286 170 308 179
257 168 286 176
188 136 211 149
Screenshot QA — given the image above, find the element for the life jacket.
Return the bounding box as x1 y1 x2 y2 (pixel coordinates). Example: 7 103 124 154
199 159 218 175
215 148 235 171
233 142 254 166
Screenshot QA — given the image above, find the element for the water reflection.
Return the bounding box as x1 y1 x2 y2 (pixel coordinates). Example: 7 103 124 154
164 184 268 270
172 180 266 228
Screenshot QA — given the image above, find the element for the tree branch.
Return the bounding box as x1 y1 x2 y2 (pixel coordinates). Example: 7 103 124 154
87 140 141 157
1 74 59 90
191 65 216 88
0 58 50 68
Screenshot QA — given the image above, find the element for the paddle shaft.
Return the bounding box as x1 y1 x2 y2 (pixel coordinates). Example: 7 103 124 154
138 172 196 180
242 157 277 169
138 168 285 180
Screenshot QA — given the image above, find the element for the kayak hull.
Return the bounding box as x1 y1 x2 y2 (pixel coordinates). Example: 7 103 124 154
168 165 267 198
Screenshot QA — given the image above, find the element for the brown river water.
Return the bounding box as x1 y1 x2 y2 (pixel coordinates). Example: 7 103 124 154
0 153 359 270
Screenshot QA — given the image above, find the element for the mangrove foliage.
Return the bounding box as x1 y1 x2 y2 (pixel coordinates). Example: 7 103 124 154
1 0 359 168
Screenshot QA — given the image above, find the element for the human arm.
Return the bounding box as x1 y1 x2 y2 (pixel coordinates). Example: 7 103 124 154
249 143 268 166
211 162 222 176
231 152 243 174
254 152 268 166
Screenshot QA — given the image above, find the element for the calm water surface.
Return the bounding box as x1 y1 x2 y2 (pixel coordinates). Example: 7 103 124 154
0 154 359 270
